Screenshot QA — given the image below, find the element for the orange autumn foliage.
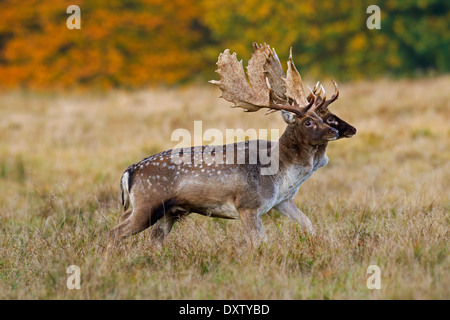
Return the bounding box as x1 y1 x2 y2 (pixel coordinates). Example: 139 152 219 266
0 0 448 89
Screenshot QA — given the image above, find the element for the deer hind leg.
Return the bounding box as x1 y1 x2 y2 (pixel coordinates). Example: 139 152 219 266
150 213 178 248
107 198 177 255
119 209 133 223
150 208 189 248
238 209 267 246
106 207 151 256
274 199 316 236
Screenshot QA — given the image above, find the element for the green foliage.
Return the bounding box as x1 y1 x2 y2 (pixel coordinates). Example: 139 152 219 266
0 0 448 88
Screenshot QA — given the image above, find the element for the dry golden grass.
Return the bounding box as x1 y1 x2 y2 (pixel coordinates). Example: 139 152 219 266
0 76 449 299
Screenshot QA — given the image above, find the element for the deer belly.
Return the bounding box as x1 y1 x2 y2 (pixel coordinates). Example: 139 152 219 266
192 202 240 219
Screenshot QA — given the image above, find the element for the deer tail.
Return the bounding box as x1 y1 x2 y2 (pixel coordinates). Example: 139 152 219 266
121 171 131 210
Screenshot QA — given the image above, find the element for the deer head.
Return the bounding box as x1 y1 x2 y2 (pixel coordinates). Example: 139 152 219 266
257 42 356 140
307 81 357 139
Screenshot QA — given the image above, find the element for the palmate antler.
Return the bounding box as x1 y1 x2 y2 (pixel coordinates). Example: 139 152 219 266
259 43 340 112
209 44 316 117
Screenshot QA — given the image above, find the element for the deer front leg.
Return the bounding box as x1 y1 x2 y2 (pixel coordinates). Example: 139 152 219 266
274 199 316 236
238 209 267 246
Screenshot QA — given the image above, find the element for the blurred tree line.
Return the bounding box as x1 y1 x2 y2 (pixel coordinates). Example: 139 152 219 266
0 0 448 89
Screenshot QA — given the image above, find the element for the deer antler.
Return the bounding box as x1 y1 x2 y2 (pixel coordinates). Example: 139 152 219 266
284 47 309 106
257 45 309 106
261 44 286 100
322 79 339 107
306 80 339 111
257 45 340 112
210 47 315 117
246 43 272 100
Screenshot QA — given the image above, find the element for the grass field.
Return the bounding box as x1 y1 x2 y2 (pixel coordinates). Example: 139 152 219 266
0 76 449 299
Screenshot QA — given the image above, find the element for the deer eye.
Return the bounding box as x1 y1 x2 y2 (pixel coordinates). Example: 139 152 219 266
327 117 334 123
304 120 312 127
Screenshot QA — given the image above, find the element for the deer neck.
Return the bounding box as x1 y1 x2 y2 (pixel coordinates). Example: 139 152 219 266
276 125 321 172
264 126 323 203
313 142 329 171
315 142 328 161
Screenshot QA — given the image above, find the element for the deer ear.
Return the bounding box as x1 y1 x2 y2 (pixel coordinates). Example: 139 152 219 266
281 110 297 124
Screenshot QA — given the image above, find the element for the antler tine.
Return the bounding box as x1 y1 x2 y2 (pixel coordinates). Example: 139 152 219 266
252 42 264 51
308 81 322 104
313 85 326 110
313 81 320 94
318 79 340 110
328 79 339 103
306 87 317 109
320 84 326 97
306 91 316 108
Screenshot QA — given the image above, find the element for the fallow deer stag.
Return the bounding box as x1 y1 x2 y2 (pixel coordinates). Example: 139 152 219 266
145 44 356 246
107 43 355 253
